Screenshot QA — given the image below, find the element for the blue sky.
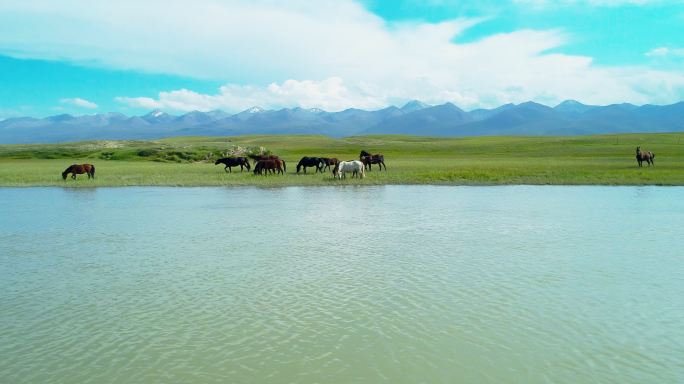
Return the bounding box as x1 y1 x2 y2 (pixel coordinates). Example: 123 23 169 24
1 0 683 118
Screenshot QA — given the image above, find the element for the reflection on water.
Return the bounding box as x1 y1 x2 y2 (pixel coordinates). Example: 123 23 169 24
1 186 683 383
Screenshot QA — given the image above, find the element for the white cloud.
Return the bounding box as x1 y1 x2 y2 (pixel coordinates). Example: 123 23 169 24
116 78 390 112
2 0 684 111
646 46 684 57
60 97 98 109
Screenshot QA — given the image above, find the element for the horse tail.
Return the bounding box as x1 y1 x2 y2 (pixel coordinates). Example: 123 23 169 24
282 160 287 173
91 164 95 178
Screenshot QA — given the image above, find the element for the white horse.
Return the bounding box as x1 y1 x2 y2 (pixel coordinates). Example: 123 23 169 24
333 160 365 179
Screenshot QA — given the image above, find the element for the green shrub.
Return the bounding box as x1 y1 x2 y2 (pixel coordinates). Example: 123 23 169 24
137 149 157 157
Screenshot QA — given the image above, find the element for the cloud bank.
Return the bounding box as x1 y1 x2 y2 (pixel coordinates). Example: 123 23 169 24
2 0 683 112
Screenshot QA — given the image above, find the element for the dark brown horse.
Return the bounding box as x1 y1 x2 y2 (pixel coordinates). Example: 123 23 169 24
253 159 284 175
360 150 386 171
248 154 286 172
215 157 250 172
320 157 339 172
636 146 655 167
62 164 95 180
296 157 324 173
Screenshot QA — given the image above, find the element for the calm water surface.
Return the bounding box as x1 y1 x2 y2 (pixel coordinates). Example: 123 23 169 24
1 186 683 383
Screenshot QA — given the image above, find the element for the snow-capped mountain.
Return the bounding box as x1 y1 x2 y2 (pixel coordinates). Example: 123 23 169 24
2 100 684 143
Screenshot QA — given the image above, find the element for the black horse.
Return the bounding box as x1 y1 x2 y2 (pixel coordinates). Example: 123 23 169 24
215 157 251 172
360 150 386 171
636 147 655 167
296 157 324 173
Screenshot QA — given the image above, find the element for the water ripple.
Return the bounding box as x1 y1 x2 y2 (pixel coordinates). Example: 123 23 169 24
1 186 683 383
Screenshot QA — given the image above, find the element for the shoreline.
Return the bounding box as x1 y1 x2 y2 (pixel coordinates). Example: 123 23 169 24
1 180 682 188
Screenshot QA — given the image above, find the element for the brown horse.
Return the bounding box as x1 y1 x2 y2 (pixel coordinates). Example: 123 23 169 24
320 157 339 172
360 150 386 171
253 159 284 175
636 146 655 167
248 154 286 172
62 164 95 180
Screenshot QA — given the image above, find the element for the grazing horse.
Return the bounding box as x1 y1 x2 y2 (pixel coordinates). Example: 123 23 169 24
333 160 365 179
296 156 323 174
62 164 95 180
636 146 655 167
249 154 286 172
214 157 251 172
359 150 386 171
320 157 339 172
254 159 284 175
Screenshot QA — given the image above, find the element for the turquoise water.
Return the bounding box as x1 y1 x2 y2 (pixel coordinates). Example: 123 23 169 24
1 186 683 383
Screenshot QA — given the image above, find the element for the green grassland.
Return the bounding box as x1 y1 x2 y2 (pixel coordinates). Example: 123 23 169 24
0 133 682 187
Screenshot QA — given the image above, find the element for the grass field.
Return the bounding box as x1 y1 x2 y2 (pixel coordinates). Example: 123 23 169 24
0 133 682 187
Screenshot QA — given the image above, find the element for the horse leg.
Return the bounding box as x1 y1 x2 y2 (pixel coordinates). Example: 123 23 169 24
224 165 229 173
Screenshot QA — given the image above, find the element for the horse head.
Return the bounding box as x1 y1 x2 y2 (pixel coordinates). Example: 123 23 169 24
243 158 251 170
214 159 222 165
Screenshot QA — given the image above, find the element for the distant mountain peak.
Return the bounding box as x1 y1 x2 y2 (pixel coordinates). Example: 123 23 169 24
246 106 264 113
144 109 168 118
401 100 430 112
556 99 584 107
519 101 546 107
554 99 595 115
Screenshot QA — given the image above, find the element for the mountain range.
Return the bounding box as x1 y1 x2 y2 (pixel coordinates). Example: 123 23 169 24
1 100 684 144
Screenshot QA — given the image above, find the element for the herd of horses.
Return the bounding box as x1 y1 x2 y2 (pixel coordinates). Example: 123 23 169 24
60 147 657 180
212 151 386 178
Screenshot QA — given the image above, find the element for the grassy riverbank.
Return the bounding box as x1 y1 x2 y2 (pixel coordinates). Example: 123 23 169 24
0 133 682 187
